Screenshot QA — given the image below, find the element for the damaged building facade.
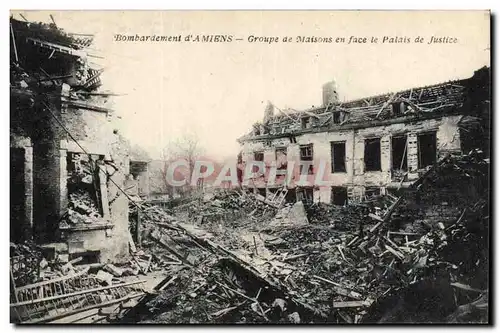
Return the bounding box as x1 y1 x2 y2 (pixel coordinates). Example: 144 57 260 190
10 17 143 263
238 67 490 205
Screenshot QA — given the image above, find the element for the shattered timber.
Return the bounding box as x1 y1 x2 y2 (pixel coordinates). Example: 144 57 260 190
9 15 490 325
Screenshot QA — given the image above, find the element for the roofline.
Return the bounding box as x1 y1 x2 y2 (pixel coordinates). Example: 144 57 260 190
239 108 463 143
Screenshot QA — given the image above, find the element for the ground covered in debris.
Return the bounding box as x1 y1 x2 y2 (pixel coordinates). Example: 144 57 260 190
120 151 490 324
10 151 489 324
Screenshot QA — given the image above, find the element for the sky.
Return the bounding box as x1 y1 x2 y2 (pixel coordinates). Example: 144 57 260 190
11 10 490 161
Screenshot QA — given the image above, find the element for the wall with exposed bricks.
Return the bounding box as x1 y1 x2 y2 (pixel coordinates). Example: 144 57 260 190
27 85 131 262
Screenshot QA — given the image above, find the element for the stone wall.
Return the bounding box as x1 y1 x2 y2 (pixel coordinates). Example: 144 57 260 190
240 115 463 204
23 84 131 262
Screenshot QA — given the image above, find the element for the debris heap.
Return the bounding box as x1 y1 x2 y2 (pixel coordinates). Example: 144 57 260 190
124 151 489 324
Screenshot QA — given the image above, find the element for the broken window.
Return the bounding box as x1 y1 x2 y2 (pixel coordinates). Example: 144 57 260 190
331 141 346 173
331 187 348 206
275 147 287 170
391 136 408 170
391 102 406 116
364 138 381 171
254 151 264 162
418 132 437 169
285 189 297 203
301 117 312 129
299 144 314 174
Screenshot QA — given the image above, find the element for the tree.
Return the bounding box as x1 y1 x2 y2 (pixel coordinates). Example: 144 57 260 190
149 133 205 198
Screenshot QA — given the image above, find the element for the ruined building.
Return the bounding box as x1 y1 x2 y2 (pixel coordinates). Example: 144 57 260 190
237 67 490 205
10 17 145 263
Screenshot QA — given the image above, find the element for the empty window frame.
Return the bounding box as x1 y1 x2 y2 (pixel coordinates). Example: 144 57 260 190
418 132 437 169
253 151 264 162
297 187 314 203
391 136 408 171
331 187 348 206
253 151 264 173
331 141 346 173
301 117 312 129
391 102 406 116
275 147 288 170
299 144 314 174
364 138 381 171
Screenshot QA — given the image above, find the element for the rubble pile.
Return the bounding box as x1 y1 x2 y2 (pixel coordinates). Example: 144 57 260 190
305 203 366 231
10 241 44 289
10 243 148 324
61 153 107 226
125 152 489 323
62 190 103 225
186 190 277 226
122 220 326 324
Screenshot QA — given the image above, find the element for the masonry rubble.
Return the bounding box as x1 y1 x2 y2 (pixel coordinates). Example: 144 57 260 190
9 16 154 323
10 147 489 323
136 151 489 323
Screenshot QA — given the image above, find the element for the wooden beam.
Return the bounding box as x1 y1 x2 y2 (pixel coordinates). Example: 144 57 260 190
376 93 397 118
275 106 299 122
302 110 320 119
332 300 366 308
10 23 19 63
65 99 114 113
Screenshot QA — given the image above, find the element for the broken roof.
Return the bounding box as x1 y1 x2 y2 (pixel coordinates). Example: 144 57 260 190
238 68 488 143
10 17 94 52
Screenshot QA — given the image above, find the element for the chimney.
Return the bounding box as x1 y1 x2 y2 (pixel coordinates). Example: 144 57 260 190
322 80 338 106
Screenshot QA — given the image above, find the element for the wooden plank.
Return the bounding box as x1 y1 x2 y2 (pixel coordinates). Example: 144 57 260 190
368 213 383 222
10 23 19 62
450 282 485 294
369 221 383 233
136 208 142 246
332 300 365 308
128 232 137 253
98 165 110 220
65 99 114 113
375 93 397 118
385 244 405 260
